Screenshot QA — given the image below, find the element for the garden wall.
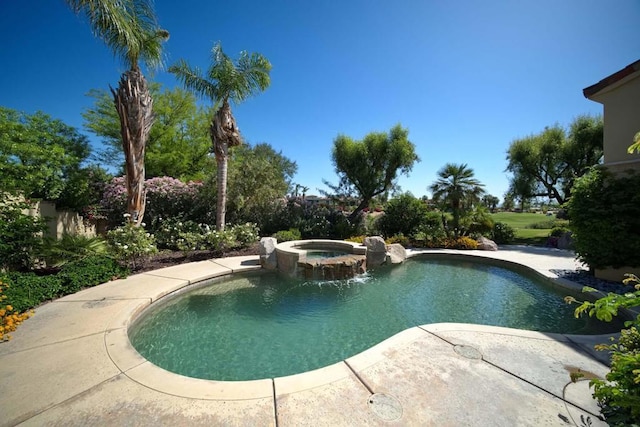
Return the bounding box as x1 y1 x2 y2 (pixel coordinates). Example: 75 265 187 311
25 200 97 239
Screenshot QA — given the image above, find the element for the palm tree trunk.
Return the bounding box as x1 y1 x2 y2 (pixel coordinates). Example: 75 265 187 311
452 199 461 237
215 153 228 231
211 99 241 231
111 65 153 226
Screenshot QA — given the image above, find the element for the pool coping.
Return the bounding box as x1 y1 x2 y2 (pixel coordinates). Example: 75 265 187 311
100 246 623 401
3 245 630 425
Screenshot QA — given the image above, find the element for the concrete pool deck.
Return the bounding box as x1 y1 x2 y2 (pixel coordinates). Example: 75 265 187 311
0 246 620 426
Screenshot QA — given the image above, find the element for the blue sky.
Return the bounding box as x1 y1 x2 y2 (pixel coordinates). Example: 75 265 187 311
2 1 639 200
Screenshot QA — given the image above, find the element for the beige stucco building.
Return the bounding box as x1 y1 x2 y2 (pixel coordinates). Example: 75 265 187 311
583 60 640 281
583 59 640 172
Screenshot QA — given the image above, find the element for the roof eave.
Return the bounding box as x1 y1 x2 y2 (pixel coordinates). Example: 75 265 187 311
583 59 640 100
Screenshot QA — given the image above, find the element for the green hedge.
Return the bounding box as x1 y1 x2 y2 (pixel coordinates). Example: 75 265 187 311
566 167 640 269
2 256 129 312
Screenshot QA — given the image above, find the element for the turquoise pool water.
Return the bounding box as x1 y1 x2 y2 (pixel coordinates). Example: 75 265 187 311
304 249 350 259
129 257 619 381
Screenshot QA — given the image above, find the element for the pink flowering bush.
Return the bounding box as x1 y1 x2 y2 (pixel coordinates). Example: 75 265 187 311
100 176 203 227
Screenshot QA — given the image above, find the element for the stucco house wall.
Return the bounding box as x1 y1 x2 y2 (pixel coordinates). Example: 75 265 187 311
583 60 640 281
584 60 640 172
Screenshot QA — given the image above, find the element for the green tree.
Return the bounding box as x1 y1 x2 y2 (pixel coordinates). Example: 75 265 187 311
507 173 536 212
0 200 48 271
0 107 91 201
67 0 169 225
83 85 212 180
506 115 603 205
377 193 430 238
327 124 419 222
225 143 297 225
56 164 113 213
169 42 272 230
481 194 500 213
501 192 515 211
192 142 296 228
430 163 485 236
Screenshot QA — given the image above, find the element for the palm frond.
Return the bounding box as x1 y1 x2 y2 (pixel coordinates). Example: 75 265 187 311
169 60 219 101
66 0 166 68
172 42 271 108
208 42 271 104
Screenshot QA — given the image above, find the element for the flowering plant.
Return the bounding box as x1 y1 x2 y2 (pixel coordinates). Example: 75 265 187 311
0 280 33 341
106 219 158 269
100 176 203 226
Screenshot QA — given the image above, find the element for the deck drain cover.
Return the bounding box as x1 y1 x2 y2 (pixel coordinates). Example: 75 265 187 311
367 393 402 421
453 344 482 359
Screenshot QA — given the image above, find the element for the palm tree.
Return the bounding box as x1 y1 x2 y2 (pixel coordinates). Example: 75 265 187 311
169 42 271 230
67 0 168 225
430 163 485 236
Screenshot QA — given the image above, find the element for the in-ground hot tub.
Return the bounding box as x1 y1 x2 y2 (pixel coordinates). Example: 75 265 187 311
275 239 367 279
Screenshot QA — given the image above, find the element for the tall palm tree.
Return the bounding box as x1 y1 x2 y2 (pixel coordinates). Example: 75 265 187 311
67 0 168 225
430 163 485 236
169 42 271 230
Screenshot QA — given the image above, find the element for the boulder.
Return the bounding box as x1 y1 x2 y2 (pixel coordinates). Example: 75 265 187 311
557 231 573 250
477 236 498 251
365 236 387 266
386 243 406 264
259 237 278 270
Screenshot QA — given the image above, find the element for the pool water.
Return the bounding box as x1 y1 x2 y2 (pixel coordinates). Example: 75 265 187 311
304 249 350 259
129 257 620 381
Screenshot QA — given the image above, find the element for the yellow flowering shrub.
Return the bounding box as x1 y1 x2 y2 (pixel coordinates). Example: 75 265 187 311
444 236 479 250
0 281 33 341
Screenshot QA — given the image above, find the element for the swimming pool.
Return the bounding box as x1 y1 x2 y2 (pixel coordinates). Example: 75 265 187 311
129 256 620 381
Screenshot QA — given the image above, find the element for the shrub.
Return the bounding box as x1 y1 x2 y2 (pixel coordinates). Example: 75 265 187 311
153 218 202 251
566 274 640 426
101 176 203 227
0 200 47 271
106 222 158 269
41 234 109 267
229 223 260 248
528 219 570 230
56 255 128 295
491 222 515 244
0 280 33 341
385 234 410 247
322 209 364 239
527 219 557 229
410 215 448 248
2 273 62 311
275 228 301 242
377 193 430 238
461 206 494 236
200 227 236 252
566 168 640 269
549 226 570 238
444 236 479 250
345 235 365 244
2 256 129 312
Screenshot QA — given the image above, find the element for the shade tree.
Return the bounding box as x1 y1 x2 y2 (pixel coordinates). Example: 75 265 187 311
505 115 603 206
0 107 92 201
325 124 419 222
83 85 212 181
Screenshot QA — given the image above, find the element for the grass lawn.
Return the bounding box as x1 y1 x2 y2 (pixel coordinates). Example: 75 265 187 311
490 212 554 246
